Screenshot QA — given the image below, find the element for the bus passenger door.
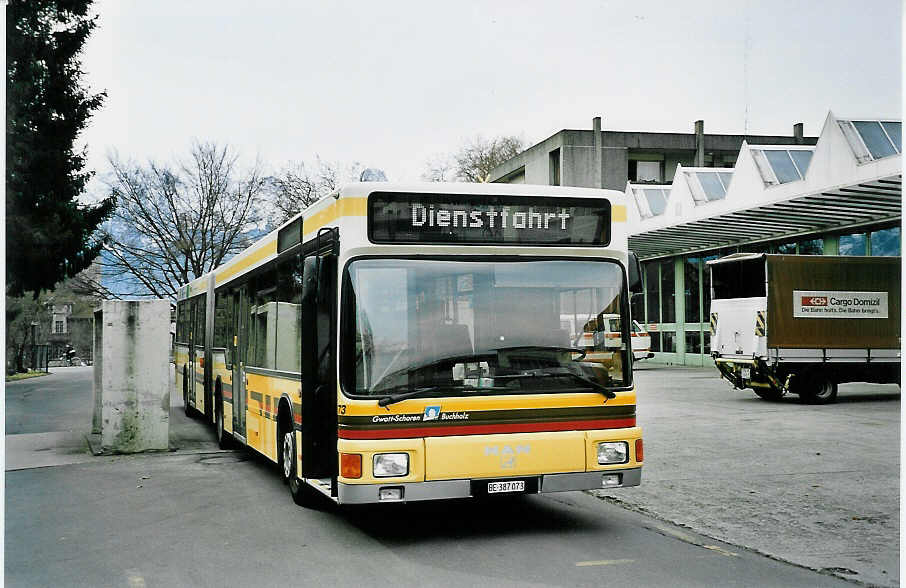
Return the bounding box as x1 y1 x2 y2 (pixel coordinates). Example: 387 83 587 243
194 294 208 416
188 297 198 409
300 250 338 480
231 286 248 440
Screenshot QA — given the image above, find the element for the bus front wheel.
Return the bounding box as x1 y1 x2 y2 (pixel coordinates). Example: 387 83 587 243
281 424 312 506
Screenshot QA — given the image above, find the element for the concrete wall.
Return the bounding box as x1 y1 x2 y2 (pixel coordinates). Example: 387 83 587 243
601 148 629 190
93 300 170 452
561 145 598 188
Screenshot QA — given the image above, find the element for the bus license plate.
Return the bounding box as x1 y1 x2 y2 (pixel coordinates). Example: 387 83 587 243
488 480 525 494
741 367 751 379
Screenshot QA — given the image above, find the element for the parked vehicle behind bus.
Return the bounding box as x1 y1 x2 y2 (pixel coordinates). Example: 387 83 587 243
709 253 900 403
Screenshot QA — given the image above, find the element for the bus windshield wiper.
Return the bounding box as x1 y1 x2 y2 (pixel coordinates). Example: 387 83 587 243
494 367 616 399
376 383 509 407
494 345 587 362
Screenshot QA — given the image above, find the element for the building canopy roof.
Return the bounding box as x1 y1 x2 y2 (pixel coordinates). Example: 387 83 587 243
626 112 901 259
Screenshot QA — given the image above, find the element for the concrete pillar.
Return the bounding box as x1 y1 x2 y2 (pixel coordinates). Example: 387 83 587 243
694 120 705 167
793 123 804 144
93 300 170 453
674 256 686 363
593 116 603 188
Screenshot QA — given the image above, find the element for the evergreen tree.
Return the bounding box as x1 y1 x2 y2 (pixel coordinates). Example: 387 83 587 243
6 0 114 296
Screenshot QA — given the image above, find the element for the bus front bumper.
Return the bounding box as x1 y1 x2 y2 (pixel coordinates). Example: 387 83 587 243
337 467 642 504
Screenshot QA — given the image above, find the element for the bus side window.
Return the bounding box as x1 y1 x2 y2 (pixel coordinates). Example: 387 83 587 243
194 294 206 352
276 254 303 373
214 289 233 368
249 269 277 369
175 300 186 343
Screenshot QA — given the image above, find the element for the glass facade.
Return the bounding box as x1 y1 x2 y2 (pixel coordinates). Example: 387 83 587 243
871 227 901 256
839 232 867 256
634 226 899 366
684 256 700 323
645 263 659 322
685 331 701 354
660 260 675 323
798 238 823 255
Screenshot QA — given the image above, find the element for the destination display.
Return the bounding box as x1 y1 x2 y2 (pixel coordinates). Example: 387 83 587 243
793 290 889 318
368 192 611 246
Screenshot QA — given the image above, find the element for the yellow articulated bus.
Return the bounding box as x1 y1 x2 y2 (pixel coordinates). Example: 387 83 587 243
175 182 643 506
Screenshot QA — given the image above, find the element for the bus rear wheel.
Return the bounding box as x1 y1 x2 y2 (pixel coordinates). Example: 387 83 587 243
215 397 230 449
182 368 191 417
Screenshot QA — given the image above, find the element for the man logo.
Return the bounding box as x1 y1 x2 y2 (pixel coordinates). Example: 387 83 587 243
485 444 530 469
802 296 828 307
423 406 441 421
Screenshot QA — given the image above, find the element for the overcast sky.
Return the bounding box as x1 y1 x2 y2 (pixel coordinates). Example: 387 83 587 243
79 0 902 189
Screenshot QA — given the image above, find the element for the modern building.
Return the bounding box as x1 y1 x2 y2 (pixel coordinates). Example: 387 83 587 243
491 112 901 366
489 117 816 190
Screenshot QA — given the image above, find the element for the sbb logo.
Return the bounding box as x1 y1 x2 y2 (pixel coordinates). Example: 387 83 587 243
801 296 828 307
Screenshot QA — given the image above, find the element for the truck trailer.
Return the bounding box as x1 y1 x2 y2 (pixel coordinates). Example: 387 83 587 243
708 254 900 403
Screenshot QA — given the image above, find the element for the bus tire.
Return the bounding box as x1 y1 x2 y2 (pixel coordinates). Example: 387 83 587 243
801 377 838 404
215 383 230 449
280 420 312 506
183 367 192 417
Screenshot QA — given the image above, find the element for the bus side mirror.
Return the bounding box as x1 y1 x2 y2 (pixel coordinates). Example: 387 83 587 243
628 252 642 295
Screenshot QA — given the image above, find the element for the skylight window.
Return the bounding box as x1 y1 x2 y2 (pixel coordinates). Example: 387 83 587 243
751 148 813 185
764 151 800 183
685 171 732 204
838 119 901 163
788 151 813 177
632 187 669 219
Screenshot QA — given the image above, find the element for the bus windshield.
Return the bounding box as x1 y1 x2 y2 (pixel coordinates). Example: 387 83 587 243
343 258 629 397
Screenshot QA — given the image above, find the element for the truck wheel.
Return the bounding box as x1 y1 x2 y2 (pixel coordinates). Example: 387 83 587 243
801 377 838 404
753 386 784 401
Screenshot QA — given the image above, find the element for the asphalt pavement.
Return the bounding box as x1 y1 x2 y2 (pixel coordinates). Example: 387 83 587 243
601 363 900 587
4 363 898 587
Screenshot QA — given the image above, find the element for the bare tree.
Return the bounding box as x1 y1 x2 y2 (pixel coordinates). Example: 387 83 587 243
99 142 268 299
267 162 319 226
454 135 524 182
266 158 364 225
317 158 364 192
422 135 524 183
421 154 455 182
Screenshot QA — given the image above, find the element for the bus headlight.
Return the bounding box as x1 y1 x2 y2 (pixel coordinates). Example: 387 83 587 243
597 442 628 465
373 453 409 477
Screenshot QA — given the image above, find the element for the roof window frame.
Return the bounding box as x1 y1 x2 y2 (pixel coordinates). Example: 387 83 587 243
838 119 901 164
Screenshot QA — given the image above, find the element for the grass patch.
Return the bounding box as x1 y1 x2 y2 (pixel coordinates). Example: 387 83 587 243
6 370 50 382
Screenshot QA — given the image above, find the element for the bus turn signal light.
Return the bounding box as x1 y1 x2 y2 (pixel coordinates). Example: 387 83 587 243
635 439 644 462
341 453 362 479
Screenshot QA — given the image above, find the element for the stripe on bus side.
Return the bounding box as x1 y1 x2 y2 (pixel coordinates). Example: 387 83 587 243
338 418 636 440
337 405 635 440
